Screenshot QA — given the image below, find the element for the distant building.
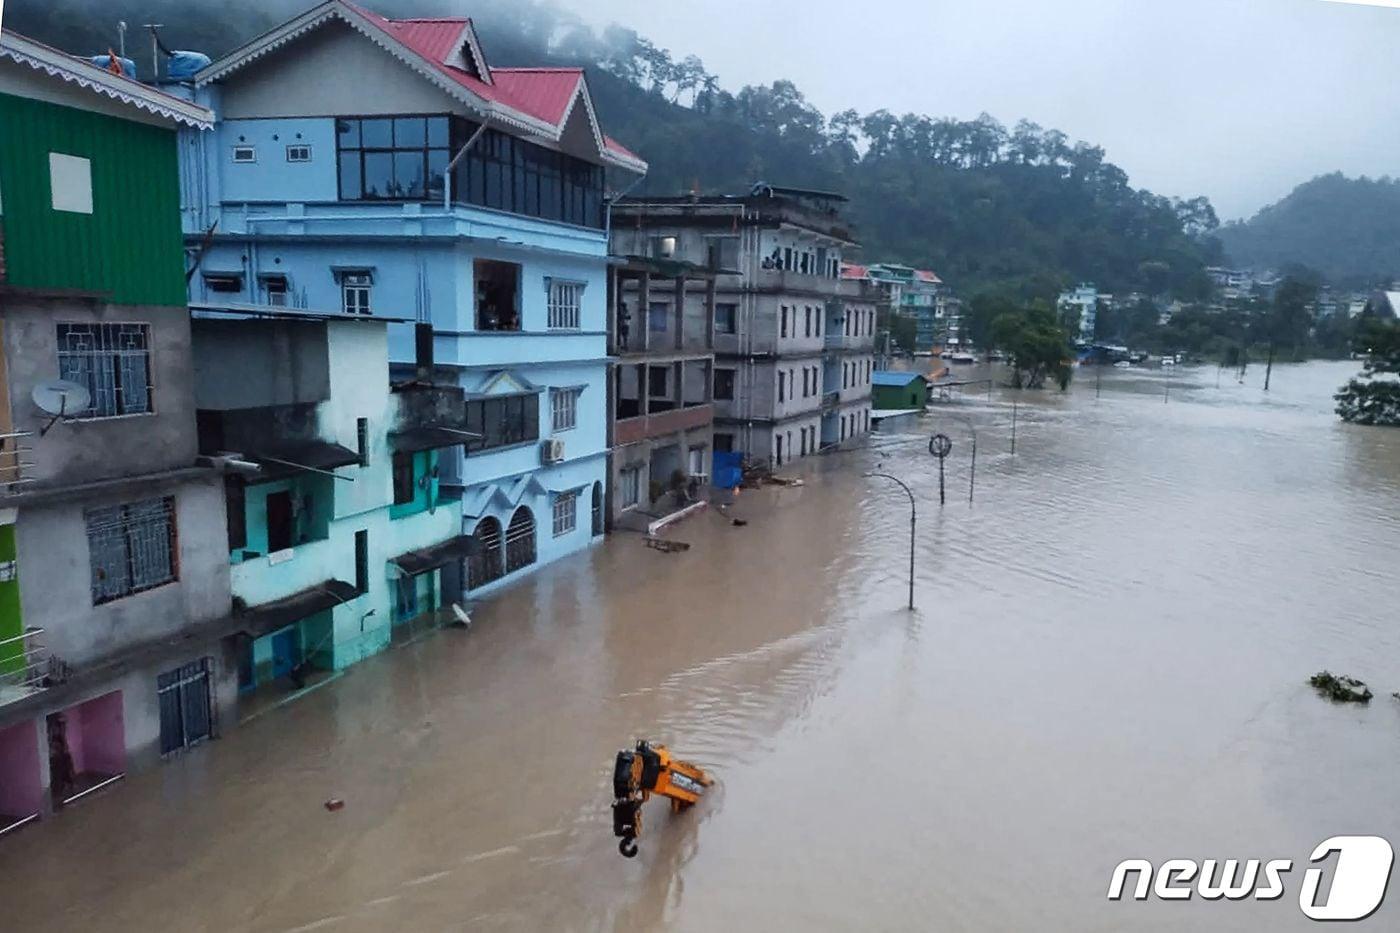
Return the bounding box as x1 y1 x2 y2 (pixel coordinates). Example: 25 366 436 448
613 186 874 468
860 264 944 351
1057 284 1100 344
0 29 228 826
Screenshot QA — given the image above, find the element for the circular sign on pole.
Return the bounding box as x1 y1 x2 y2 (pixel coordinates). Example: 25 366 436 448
929 433 953 459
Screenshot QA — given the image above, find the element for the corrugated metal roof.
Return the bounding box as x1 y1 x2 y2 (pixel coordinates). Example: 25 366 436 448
872 371 926 387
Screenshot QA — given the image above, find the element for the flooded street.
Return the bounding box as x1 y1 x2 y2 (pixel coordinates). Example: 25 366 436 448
4 360 1400 932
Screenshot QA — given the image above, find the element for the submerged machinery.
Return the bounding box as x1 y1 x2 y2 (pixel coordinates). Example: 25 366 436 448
611 741 713 858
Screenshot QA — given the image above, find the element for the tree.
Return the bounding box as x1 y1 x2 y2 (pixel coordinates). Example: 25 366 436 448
1260 275 1318 389
1335 318 1400 425
989 302 1074 389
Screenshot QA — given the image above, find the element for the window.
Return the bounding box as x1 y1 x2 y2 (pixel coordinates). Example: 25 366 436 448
392 451 416 505
467 517 504 590
714 433 734 453
551 387 580 432
356 417 369 465
286 144 312 163
547 279 583 330
687 446 706 478
780 306 788 338
647 301 670 333
648 365 670 400
778 369 786 403
620 466 642 508
475 260 520 331
715 302 737 334
57 323 153 418
651 236 677 259
805 306 812 337
260 274 288 306
707 236 740 270
354 530 369 594
714 369 736 401
553 491 577 537
784 247 793 270
158 659 212 756
86 497 176 604
341 272 372 315
231 146 256 163
591 481 604 536
464 393 540 453
49 153 93 214
336 116 449 201
775 433 784 466
505 507 536 573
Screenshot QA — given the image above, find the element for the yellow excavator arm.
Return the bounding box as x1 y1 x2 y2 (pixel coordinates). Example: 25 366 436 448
611 741 713 857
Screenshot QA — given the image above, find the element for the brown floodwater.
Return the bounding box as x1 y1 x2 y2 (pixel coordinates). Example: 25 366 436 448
3 360 1399 932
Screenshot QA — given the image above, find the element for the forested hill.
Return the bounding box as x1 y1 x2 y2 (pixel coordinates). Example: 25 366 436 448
13 0 1223 298
1217 174 1400 288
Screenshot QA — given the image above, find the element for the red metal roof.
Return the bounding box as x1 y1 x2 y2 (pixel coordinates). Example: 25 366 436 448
344 5 636 162
914 269 942 284
841 263 870 280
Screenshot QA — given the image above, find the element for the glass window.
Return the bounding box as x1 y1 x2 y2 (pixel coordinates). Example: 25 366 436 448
337 118 360 148
547 279 583 330
715 302 737 334
465 394 540 453
338 152 362 200
426 117 449 148
363 152 393 198
393 150 425 198
360 118 393 148
394 117 426 147
553 492 577 537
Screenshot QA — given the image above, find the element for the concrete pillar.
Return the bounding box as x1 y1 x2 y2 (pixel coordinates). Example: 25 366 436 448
639 363 650 417
673 275 686 351
639 273 651 353
704 276 717 351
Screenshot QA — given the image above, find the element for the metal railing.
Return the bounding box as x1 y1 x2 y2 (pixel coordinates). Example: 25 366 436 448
0 430 36 492
0 627 54 698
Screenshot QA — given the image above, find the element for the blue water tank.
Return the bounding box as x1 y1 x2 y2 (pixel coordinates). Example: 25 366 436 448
167 51 212 81
89 54 136 78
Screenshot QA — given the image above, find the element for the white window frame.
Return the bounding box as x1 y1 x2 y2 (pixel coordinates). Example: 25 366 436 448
342 273 372 315
553 491 578 537
551 387 580 433
547 279 584 330
57 321 154 419
231 146 256 163
620 466 642 509
285 144 312 163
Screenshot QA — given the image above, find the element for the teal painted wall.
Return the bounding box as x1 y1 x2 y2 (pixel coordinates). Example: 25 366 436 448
0 524 21 674
389 450 440 521
0 93 187 305
232 475 334 562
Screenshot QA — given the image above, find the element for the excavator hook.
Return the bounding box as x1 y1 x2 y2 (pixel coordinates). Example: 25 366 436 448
618 836 639 858
611 740 713 858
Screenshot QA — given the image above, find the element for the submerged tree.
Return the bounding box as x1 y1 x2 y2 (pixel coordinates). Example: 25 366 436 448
1336 318 1400 426
989 302 1073 390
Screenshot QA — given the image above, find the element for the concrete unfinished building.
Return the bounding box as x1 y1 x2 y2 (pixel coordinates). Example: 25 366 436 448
612 186 873 470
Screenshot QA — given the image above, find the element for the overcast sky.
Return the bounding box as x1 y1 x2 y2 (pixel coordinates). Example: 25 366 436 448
559 0 1397 220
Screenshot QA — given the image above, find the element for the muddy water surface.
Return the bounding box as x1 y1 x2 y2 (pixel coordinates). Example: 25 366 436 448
3 361 1400 932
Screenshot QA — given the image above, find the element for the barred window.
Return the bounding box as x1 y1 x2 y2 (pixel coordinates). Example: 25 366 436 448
547 279 583 330
86 496 177 604
551 387 580 432
553 491 577 537
57 323 153 418
620 466 641 508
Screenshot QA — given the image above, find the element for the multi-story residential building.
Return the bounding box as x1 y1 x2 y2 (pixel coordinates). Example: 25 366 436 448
613 186 872 468
1057 283 1100 344
176 0 642 600
604 256 716 529
191 308 466 689
0 31 233 829
861 264 943 352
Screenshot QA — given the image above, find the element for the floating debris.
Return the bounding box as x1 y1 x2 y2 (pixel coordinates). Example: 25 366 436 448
324 798 345 812
644 537 690 553
732 519 748 527
1309 671 1373 704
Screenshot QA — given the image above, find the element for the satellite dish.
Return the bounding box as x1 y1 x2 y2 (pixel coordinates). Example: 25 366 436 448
32 380 91 435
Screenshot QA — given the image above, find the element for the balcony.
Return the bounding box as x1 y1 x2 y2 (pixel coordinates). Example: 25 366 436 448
615 404 713 446
0 627 53 708
0 431 35 499
390 383 469 454
753 267 858 298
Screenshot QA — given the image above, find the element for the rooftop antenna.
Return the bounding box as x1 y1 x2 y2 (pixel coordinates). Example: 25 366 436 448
117 21 127 60
31 380 91 436
143 23 163 81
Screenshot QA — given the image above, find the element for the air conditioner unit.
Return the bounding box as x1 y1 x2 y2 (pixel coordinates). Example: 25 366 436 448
541 438 565 464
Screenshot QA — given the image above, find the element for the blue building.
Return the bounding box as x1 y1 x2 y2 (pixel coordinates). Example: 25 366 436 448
177 0 645 604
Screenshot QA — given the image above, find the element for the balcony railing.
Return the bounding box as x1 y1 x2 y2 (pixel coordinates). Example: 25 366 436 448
0 627 55 705
0 431 36 495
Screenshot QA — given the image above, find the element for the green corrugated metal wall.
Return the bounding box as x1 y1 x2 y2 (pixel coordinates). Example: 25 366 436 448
0 92 186 306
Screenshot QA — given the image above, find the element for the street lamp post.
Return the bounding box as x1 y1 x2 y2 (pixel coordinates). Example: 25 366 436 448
942 413 978 506
865 472 916 611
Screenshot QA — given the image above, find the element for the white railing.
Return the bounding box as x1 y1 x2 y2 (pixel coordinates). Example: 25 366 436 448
0 627 54 698
0 430 35 492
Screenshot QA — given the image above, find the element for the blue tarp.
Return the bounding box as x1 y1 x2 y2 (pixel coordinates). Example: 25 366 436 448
713 451 743 490
167 51 212 81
